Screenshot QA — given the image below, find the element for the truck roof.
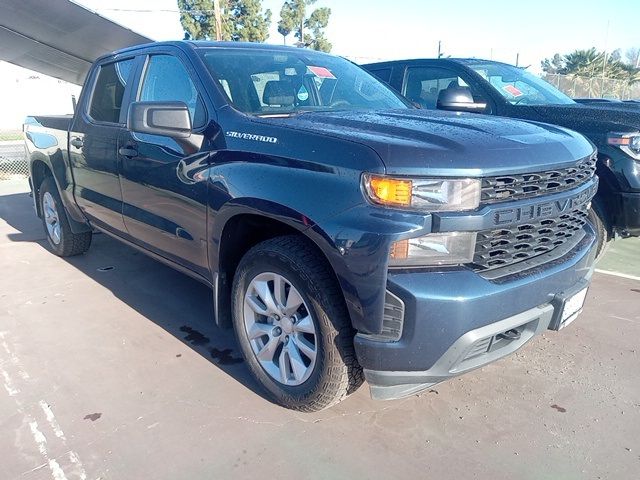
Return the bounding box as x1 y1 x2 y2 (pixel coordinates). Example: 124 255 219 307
363 58 515 68
102 40 334 62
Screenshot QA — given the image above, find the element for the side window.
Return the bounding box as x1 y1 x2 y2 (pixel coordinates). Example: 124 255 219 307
88 59 134 123
404 67 470 109
369 68 392 83
140 55 206 128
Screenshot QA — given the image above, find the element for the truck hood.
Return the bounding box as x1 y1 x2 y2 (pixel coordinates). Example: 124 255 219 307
517 104 640 140
262 109 594 176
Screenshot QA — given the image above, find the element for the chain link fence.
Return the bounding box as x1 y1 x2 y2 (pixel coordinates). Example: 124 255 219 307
544 74 640 100
0 130 28 180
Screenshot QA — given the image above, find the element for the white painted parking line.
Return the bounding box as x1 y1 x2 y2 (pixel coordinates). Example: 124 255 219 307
595 269 640 282
1 333 88 480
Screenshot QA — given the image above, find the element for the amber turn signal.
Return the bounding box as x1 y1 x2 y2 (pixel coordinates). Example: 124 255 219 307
366 176 412 206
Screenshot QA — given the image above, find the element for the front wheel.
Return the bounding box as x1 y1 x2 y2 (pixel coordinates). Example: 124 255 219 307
587 202 611 262
231 236 363 412
39 177 92 256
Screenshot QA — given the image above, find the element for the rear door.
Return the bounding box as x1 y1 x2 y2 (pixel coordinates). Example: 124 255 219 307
70 57 136 234
119 50 211 277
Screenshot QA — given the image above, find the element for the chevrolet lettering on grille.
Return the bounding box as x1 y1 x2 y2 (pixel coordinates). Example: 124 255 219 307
493 182 598 226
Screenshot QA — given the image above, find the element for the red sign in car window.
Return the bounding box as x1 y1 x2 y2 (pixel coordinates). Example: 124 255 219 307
307 66 336 79
503 85 523 97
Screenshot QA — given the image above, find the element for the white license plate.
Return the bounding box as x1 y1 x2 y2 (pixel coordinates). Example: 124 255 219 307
560 288 588 329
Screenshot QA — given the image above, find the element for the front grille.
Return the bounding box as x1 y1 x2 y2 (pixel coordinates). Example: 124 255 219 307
481 156 596 203
472 205 590 272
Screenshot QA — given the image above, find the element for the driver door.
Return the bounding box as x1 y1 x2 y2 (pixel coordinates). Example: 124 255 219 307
119 52 211 277
402 66 489 112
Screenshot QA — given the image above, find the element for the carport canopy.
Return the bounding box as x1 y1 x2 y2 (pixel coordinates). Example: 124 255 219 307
0 0 152 85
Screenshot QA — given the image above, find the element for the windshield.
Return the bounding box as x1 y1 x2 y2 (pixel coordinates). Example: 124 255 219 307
199 48 409 116
469 63 575 106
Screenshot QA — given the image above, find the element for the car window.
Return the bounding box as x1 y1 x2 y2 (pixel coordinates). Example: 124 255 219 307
404 67 471 109
199 49 409 116
369 68 392 83
469 62 575 105
88 59 134 124
139 55 206 128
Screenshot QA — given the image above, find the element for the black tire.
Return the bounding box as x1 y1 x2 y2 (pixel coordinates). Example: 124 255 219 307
39 176 92 256
587 202 611 262
231 235 363 412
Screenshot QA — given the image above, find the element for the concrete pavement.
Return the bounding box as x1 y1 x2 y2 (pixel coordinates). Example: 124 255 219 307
1 180 639 479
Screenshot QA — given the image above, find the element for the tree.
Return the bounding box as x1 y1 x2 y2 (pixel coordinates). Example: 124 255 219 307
277 1 297 44
178 0 271 42
229 0 272 42
541 47 640 99
625 47 640 68
304 7 331 52
277 0 332 52
541 53 564 74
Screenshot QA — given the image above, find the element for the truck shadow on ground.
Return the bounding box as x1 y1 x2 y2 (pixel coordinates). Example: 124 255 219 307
0 191 270 402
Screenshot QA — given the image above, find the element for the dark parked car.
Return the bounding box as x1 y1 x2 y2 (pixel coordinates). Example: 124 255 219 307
25 42 597 411
364 59 640 256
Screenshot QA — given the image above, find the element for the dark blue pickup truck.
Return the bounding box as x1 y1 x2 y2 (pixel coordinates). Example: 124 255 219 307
25 42 597 411
364 58 640 256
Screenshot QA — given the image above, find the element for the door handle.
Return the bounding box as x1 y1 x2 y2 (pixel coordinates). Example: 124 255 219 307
70 137 83 149
118 146 138 158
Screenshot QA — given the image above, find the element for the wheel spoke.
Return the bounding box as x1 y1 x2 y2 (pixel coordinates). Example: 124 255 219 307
293 336 316 362
247 322 272 340
245 295 269 316
253 280 279 315
293 315 314 334
52 224 61 243
255 336 279 362
287 342 307 382
273 275 286 310
278 348 289 383
284 287 304 316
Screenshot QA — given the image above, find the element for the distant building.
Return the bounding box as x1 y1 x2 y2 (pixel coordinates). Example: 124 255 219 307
0 61 81 130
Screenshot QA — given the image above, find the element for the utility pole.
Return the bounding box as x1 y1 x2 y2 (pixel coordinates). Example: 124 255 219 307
437 41 442 58
213 0 223 41
516 53 519 67
601 19 610 97
299 15 304 47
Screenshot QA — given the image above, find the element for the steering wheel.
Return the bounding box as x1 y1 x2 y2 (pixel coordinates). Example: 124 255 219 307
513 95 531 105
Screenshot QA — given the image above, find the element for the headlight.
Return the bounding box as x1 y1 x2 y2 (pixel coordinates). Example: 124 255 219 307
389 232 477 267
363 174 481 212
607 132 640 160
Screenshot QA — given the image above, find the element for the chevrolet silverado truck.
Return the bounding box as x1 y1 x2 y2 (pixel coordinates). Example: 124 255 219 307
25 42 598 411
364 58 639 257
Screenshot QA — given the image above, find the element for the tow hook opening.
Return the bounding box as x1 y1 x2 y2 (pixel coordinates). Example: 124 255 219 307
497 328 522 341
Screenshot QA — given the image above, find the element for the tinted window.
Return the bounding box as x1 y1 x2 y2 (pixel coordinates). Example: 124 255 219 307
199 49 409 116
369 68 392 83
89 59 134 123
405 67 472 109
140 55 206 128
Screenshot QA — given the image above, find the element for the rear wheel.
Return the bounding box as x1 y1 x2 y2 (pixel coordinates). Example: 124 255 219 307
231 236 363 411
39 177 91 256
587 202 611 261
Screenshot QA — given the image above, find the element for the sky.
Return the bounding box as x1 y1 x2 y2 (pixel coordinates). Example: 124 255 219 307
75 0 640 69
1 0 639 128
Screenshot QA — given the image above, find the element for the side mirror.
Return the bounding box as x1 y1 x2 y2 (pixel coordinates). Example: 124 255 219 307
437 87 487 113
127 101 192 138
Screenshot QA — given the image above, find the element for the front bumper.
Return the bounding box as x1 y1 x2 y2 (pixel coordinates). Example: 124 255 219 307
618 191 640 236
355 232 596 400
